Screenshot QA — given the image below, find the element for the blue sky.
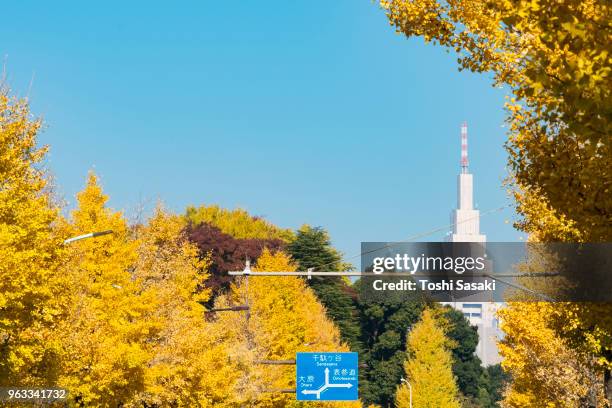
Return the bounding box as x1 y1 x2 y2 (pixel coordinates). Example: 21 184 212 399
1 1 521 260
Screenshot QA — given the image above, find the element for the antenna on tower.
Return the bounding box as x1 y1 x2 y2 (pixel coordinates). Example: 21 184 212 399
460 122 469 174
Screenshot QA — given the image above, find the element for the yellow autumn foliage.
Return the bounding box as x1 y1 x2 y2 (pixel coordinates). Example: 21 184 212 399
499 302 602 407
185 204 294 242
56 173 157 405
0 92 65 386
499 189 611 406
126 207 242 407
211 248 360 407
56 178 260 407
379 0 612 402
0 91 361 406
395 308 460 408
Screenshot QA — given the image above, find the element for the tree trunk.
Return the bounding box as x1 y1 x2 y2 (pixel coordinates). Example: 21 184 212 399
605 367 612 407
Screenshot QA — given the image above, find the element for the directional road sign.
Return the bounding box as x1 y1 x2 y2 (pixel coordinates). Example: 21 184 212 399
296 352 358 401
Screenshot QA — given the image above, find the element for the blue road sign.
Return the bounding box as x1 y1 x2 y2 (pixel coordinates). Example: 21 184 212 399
296 352 358 401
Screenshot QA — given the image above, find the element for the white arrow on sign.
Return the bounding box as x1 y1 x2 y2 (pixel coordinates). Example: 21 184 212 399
301 367 354 399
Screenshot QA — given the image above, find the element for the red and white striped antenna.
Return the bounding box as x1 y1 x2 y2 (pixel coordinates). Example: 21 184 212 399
460 122 469 173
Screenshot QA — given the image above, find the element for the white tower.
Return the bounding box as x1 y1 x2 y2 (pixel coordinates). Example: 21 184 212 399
443 123 502 366
449 123 486 242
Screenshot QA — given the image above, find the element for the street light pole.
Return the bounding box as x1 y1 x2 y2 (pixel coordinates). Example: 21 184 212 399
400 378 413 408
63 230 113 245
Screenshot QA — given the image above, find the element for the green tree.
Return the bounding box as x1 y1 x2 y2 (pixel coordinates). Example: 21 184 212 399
287 225 362 352
442 308 508 407
356 282 426 407
442 307 485 402
395 308 461 408
479 364 510 408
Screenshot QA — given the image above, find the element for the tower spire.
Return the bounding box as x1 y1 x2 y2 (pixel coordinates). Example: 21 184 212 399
461 122 469 174
449 121 484 240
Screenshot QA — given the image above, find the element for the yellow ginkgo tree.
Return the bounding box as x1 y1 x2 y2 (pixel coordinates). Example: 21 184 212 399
57 173 157 406
212 248 361 407
0 92 65 386
498 301 601 407
127 207 239 407
395 308 460 408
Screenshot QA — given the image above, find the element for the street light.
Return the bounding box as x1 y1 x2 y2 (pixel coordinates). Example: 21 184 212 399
63 230 114 245
400 377 413 408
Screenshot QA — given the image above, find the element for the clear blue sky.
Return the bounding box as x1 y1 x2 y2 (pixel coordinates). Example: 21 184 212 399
1 1 521 261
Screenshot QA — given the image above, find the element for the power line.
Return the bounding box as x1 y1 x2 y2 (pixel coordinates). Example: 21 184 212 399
313 204 512 271
228 271 558 277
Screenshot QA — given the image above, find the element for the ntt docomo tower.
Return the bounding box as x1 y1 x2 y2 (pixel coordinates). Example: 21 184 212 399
449 123 486 243
444 123 502 366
